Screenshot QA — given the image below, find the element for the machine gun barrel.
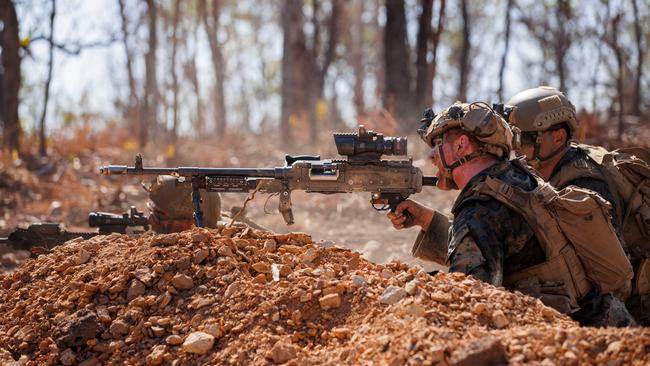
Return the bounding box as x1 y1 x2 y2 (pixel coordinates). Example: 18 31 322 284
99 165 278 178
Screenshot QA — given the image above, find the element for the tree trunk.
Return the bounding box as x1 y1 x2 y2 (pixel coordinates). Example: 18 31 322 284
372 1 384 102
39 0 56 157
0 0 21 152
631 0 643 116
415 0 433 110
141 0 158 148
118 0 138 127
611 14 625 141
430 0 446 105
497 0 513 101
457 0 470 101
280 0 309 146
349 0 366 119
383 0 412 129
186 2 204 136
309 0 340 143
201 0 227 140
554 0 571 93
170 0 181 142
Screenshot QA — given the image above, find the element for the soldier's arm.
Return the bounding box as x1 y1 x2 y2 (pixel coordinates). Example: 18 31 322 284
448 234 495 284
447 201 510 286
411 211 451 264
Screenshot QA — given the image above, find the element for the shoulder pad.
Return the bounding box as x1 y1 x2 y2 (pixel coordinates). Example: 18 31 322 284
575 143 609 165
550 145 606 188
451 188 491 215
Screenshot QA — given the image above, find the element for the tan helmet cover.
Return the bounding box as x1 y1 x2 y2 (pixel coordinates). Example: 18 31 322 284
146 176 221 228
419 102 513 160
506 86 578 133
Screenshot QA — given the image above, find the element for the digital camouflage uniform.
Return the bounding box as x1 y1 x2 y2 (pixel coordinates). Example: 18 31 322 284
411 159 636 327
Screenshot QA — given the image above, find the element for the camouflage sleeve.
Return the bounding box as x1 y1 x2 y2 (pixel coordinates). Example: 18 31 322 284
448 234 495 285
411 211 452 264
448 200 510 287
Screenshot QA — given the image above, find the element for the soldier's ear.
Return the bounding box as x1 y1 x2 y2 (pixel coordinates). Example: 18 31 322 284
455 134 471 154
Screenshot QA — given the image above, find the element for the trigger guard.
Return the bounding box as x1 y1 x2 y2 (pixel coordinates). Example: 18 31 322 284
372 203 390 211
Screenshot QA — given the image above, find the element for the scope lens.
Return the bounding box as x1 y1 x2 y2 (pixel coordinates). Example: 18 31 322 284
387 137 407 155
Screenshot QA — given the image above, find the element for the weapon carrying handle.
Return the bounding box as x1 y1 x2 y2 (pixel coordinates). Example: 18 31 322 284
285 155 321 166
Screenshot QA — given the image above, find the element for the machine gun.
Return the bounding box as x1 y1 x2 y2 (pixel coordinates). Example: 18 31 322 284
0 207 149 252
100 126 438 227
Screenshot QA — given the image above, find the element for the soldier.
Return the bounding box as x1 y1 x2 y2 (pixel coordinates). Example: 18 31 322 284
387 101 636 327
504 86 649 325
144 176 221 233
505 86 621 225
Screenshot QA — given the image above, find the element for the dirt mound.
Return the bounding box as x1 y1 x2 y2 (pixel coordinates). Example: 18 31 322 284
0 226 648 365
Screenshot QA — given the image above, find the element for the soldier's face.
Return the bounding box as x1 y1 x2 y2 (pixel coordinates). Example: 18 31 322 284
428 135 457 190
514 130 563 162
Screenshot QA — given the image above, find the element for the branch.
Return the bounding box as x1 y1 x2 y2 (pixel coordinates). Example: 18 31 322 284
28 34 119 55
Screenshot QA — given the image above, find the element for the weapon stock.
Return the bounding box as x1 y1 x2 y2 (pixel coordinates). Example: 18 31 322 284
100 126 438 226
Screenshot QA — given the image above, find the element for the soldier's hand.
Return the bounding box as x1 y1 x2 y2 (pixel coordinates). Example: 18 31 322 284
387 200 434 230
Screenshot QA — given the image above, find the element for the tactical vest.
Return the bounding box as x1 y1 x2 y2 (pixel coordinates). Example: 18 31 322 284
549 144 650 296
459 160 633 314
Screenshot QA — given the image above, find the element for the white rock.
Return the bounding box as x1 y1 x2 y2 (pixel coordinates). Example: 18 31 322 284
405 279 418 295
379 286 407 305
271 264 281 282
351 275 365 286
182 331 215 355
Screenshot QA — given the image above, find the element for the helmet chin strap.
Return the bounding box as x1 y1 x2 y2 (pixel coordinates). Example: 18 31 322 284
530 132 568 165
437 142 484 178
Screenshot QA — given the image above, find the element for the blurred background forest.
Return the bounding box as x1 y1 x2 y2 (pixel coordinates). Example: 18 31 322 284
1 0 650 269
1 0 650 156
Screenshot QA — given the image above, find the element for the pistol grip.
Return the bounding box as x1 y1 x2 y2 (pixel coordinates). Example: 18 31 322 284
385 193 414 227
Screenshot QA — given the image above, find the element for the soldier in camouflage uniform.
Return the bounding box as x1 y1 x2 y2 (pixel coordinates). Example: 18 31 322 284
144 176 221 233
387 102 636 327
505 86 648 325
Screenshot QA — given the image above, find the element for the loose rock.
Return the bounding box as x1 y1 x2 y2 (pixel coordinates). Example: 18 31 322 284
181 331 214 355
379 286 407 305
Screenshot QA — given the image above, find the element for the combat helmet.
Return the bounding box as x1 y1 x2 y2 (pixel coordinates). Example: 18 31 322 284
505 86 577 163
506 86 578 134
146 176 221 228
418 102 514 188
